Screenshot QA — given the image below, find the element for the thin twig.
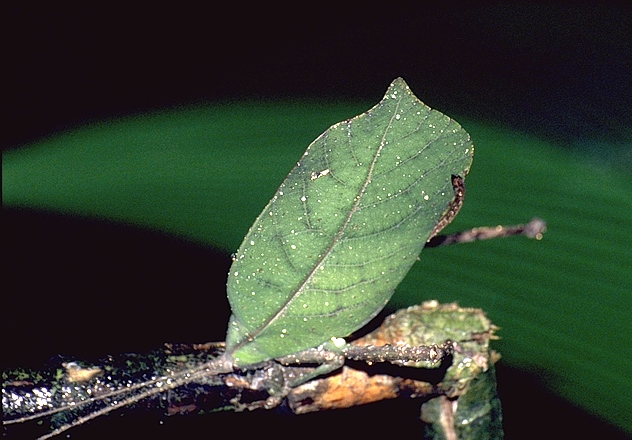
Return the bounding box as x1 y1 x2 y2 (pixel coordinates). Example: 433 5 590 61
342 341 453 365
426 217 547 248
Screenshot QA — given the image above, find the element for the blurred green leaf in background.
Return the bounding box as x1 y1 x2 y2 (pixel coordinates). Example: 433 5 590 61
3 100 631 437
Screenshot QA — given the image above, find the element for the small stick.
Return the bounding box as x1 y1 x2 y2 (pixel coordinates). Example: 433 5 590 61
342 341 453 366
426 217 547 248
277 342 453 368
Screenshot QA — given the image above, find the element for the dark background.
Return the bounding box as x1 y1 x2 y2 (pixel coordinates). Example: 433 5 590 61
6 4 631 153
4 3 631 439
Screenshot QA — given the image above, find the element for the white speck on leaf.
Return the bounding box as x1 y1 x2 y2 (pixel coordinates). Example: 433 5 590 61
310 169 330 180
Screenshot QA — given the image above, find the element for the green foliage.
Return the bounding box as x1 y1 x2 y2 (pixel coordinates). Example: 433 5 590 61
224 79 473 366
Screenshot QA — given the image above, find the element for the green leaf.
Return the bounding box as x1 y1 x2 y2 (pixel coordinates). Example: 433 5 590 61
359 301 503 439
225 78 474 366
